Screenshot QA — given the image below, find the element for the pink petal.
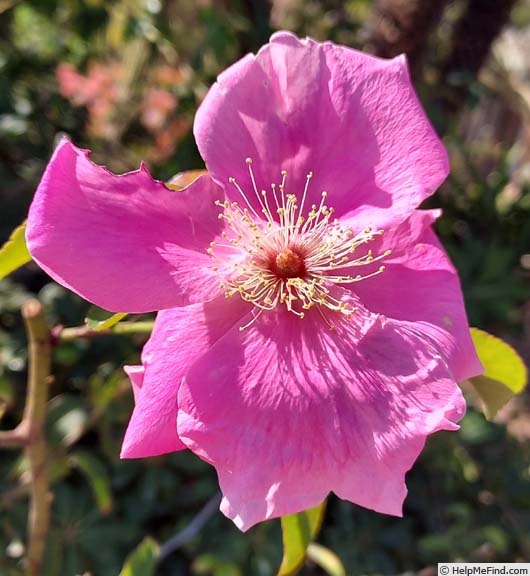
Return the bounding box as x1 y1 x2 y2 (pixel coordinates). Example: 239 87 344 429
124 365 144 402
121 295 251 458
350 210 482 382
177 306 464 530
194 31 448 229
27 139 225 313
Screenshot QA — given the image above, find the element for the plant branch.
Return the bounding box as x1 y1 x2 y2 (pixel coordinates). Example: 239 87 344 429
21 299 52 576
0 300 53 574
56 320 155 342
0 422 29 448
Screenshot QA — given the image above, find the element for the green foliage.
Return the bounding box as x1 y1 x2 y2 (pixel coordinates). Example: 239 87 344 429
192 553 243 576
119 537 159 576
278 501 326 575
306 543 346 576
0 221 31 280
469 328 528 419
68 451 113 514
85 306 128 330
46 394 89 447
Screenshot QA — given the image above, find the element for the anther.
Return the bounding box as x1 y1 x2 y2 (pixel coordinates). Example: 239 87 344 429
213 158 393 323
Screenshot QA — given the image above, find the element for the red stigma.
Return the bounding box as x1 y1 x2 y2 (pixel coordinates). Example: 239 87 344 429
270 248 306 279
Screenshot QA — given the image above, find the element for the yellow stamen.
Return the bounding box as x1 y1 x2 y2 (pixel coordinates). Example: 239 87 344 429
207 159 391 329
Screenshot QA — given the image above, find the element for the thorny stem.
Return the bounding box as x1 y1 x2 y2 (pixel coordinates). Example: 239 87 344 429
0 300 52 576
57 320 155 341
23 300 52 576
0 423 30 448
0 308 153 573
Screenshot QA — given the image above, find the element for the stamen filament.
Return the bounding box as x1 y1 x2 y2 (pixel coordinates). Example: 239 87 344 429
211 161 391 329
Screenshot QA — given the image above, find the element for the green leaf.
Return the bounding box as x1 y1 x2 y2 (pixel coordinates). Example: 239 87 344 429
46 395 89 447
192 553 241 576
306 543 346 576
167 169 207 190
69 451 113 515
469 328 528 419
85 305 127 330
278 501 326 576
119 537 159 576
0 221 31 280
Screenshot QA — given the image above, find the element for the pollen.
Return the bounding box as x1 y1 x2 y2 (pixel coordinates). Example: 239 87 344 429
208 158 391 329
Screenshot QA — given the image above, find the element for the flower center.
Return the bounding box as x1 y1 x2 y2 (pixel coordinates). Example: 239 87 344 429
208 158 391 330
272 248 306 279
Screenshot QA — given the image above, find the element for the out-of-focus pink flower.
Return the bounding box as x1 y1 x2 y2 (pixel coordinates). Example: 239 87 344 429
56 63 85 104
141 89 178 132
152 117 192 161
56 62 122 139
56 62 119 106
28 32 482 530
153 64 190 87
57 60 187 156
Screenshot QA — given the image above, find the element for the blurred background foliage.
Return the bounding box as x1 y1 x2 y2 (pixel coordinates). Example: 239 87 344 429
1 0 530 574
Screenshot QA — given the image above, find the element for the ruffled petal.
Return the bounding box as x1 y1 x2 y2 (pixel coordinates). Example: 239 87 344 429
124 365 144 403
27 139 225 313
177 305 464 530
350 210 482 382
121 295 250 458
194 31 448 228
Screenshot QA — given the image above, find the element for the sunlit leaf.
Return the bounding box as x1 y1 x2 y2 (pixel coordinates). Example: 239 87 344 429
46 395 89 447
107 3 128 49
167 169 207 190
469 328 528 419
278 501 326 576
85 305 127 330
193 553 241 576
119 537 159 576
69 451 113 514
0 221 31 280
306 543 346 576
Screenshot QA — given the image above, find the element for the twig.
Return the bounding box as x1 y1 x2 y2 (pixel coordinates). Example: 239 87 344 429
158 493 222 562
0 481 32 507
1 307 153 573
21 300 52 576
0 422 30 448
56 320 155 342
0 300 53 574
